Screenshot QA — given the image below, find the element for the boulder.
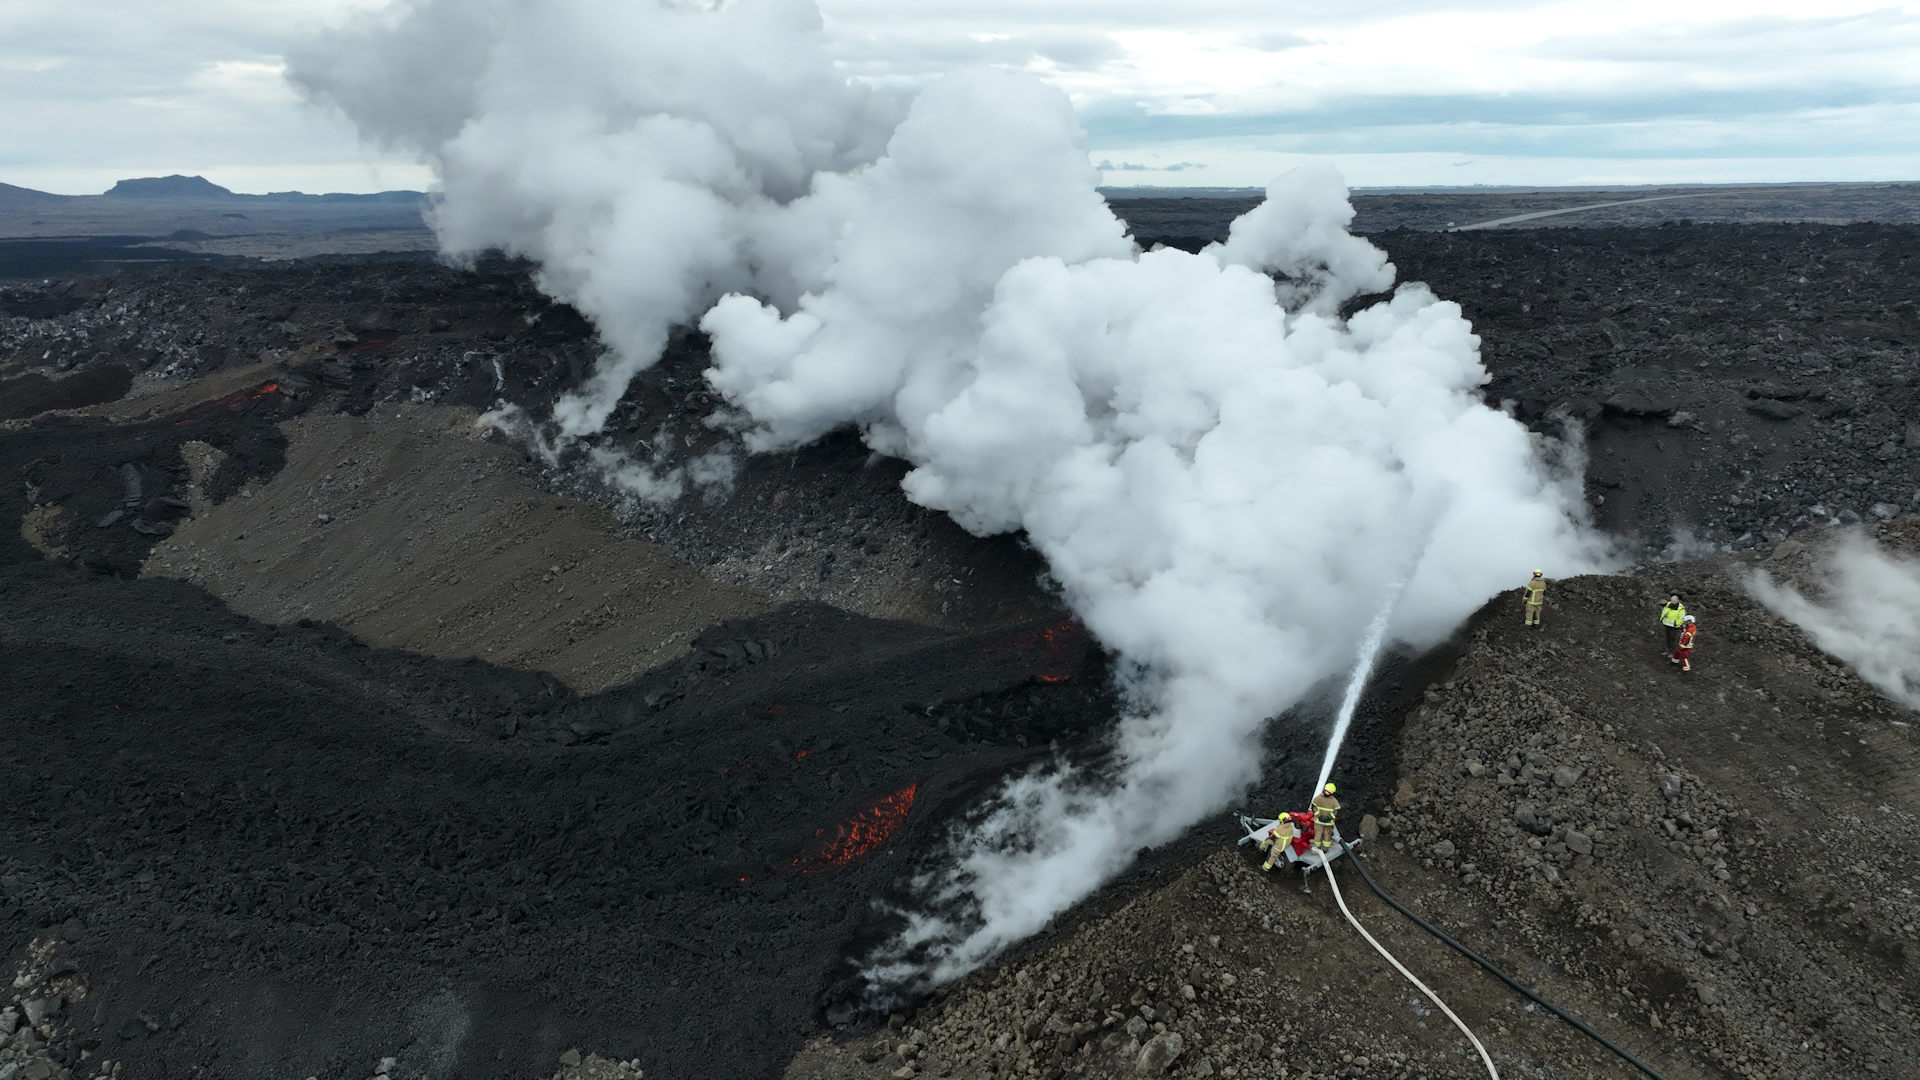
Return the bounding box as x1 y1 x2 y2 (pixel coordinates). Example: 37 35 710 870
1514 803 1551 835
1602 391 1677 418
1135 1033 1185 1075
1747 399 1804 421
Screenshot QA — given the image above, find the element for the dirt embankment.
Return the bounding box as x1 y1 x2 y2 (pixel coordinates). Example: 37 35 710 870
141 404 767 692
791 522 1920 1080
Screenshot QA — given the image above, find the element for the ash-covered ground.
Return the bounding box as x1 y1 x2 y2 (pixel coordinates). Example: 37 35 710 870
1 195 1917 1080
0 350 1126 1080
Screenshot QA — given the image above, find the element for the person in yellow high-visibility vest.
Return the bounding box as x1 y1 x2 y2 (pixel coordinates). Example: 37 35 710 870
1310 783 1341 852
1260 811 1315 870
1521 570 1547 627
1659 595 1688 652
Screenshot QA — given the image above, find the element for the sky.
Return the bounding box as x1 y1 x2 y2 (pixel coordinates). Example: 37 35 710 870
2 0 1917 194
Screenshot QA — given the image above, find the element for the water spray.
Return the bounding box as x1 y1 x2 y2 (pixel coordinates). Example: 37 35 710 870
1312 579 1407 798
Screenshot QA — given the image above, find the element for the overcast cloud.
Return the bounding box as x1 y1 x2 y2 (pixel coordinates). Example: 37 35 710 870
2 0 1916 193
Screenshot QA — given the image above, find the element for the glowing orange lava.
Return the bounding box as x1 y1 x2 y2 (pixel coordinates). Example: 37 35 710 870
221 381 280 408
172 381 283 426
791 783 917 873
987 616 1082 682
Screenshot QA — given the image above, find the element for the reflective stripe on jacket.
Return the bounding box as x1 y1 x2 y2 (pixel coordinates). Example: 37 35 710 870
1677 626 1697 649
1661 604 1688 627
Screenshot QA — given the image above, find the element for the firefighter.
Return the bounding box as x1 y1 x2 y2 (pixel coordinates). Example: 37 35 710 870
1671 615 1698 674
1659 595 1688 652
1310 783 1341 852
1522 570 1547 627
1260 811 1315 871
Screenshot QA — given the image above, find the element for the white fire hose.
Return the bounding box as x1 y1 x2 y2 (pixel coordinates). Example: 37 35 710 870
1318 851 1500 1080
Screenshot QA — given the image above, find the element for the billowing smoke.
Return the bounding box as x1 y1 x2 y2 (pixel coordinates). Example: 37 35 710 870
288 0 905 444
292 0 1604 990
1749 534 1920 711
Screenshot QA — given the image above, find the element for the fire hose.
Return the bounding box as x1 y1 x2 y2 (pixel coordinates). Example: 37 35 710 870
1343 851 1675 1080
1317 850 1501 1079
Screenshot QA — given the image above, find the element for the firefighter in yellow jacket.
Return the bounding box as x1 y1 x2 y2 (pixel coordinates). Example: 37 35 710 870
1310 783 1341 853
1659 595 1687 652
1521 570 1547 627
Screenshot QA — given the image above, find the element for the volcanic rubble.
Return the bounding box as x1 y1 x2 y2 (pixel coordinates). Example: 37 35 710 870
0 211 1917 1080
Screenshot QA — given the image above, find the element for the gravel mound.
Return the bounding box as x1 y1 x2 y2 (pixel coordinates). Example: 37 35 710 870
142 404 768 692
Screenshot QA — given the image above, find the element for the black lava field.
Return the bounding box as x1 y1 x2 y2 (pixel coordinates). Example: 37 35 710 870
2 209 1917 1079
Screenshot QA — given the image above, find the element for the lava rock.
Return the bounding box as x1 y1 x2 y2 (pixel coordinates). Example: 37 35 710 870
1135 1032 1185 1075
1603 392 1678 418
1514 803 1551 835
1359 814 1380 841
1747 399 1805 421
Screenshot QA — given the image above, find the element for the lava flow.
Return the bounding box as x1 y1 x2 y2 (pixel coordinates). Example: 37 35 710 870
222 380 280 407
791 783 917 874
984 616 1085 683
171 380 282 426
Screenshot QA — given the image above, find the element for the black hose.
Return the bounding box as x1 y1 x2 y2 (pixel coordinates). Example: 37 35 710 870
1344 850 1676 1080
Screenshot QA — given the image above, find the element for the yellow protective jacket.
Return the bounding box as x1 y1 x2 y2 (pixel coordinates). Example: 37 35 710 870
1523 577 1547 606
1660 602 1687 628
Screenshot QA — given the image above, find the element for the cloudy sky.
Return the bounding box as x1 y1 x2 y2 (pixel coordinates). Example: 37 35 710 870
4 0 1917 194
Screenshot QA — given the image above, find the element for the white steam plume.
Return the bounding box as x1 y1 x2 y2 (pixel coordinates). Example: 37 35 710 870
292 0 1606 990
1749 534 1920 710
289 0 905 439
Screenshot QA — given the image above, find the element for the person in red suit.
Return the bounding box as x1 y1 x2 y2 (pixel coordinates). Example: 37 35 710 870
1671 615 1698 674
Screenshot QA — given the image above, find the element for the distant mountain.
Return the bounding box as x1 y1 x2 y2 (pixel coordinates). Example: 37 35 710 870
89 175 428 203
105 175 235 198
0 181 73 206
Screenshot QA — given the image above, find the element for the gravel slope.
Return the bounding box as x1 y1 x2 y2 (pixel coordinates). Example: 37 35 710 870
142 404 768 692
787 521 1920 1080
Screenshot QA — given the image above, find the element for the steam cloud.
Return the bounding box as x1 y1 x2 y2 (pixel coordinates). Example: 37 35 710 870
293 0 1603 990
1749 535 1920 711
